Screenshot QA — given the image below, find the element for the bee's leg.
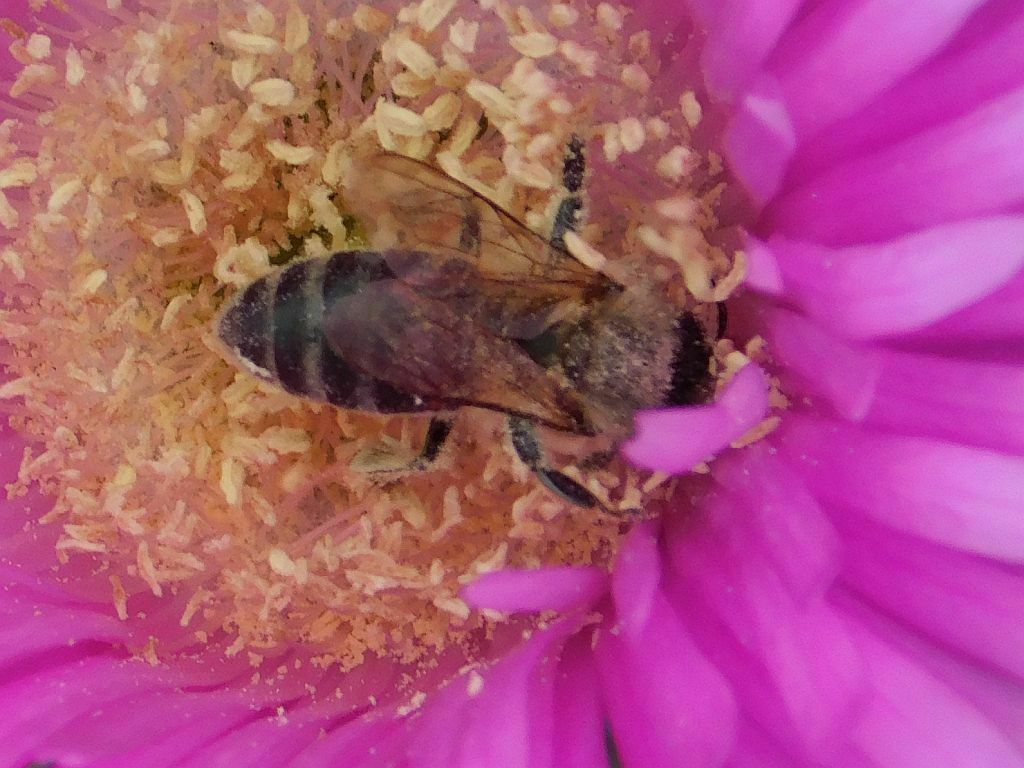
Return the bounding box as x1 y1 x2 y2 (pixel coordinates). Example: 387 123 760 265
507 416 600 509
357 416 452 475
550 134 586 250
411 416 454 470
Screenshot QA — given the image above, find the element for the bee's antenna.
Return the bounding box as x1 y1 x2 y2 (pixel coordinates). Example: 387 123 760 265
550 134 587 251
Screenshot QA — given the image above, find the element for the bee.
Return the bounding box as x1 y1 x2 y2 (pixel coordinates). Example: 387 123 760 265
216 138 716 510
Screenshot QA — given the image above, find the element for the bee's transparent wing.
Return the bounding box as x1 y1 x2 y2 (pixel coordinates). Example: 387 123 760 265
344 153 617 310
323 279 592 433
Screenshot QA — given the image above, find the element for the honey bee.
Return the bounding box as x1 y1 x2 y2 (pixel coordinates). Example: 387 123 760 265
216 139 716 510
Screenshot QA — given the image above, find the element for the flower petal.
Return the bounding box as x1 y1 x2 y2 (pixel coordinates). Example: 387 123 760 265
866 348 1024 453
664 491 864 755
611 521 661 639
789 1 1024 179
177 709 339 768
770 309 1024 451
0 602 129 669
769 217 1024 339
726 719 815 768
838 515 1024 681
0 655 159 766
781 415 1024 562
767 87 1024 244
595 595 738 768
864 607 1024 759
689 0 802 99
461 566 607 614
764 309 882 421
772 0 985 138
39 689 259 768
709 450 842 602
288 713 402 768
744 237 785 295
725 76 797 204
847 622 1023 767
623 364 770 473
452 621 577 768
552 635 606 768
900 273 1024 350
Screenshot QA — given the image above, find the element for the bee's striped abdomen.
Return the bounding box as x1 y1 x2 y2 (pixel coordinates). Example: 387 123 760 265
273 257 326 398
217 251 436 415
320 251 430 413
217 278 274 380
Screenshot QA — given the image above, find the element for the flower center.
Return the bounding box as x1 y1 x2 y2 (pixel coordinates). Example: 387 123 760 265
0 0 748 668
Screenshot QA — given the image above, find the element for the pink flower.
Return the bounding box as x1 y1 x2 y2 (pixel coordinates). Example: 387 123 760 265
3 1 1023 767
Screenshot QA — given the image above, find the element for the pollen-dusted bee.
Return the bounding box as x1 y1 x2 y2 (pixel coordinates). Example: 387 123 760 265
216 139 716 510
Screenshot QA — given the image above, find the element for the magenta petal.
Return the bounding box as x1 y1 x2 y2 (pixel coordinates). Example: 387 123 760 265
43 690 257 768
767 88 1024 244
744 237 785 295
752 304 1024 450
403 677 474 768
710 451 841 602
901 273 1024 349
0 603 130 668
853 600 1024 760
726 719 814 768
453 621 579 768
552 635 606 768
772 0 985 138
289 714 403 768
838 515 1024 681
789 1 1024 180
866 349 1024 453
664 491 864 755
847 624 1022 767
725 77 797 204
461 566 607 613
0 656 161 766
690 0 802 99
400 628 551 768
765 309 882 420
611 521 661 639
623 364 770 473
596 595 738 768
0 435 24 483
770 217 1024 339
782 415 1024 562
176 711 334 768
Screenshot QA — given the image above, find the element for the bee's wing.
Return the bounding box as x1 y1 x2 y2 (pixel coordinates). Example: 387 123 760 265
345 153 617 312
323 279 592 433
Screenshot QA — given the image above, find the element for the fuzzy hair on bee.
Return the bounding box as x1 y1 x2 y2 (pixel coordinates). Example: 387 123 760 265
216 145 716 511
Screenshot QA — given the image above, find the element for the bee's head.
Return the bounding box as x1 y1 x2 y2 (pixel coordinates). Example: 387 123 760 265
215 278 275 382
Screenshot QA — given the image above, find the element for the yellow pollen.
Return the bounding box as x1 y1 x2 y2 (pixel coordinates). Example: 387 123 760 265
548 4 578 27
466 669 485 696
266 139 316 165
681 91 704 128
26 33 52 60
510 31 558 58
223 30 281 56
249 78 297 107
